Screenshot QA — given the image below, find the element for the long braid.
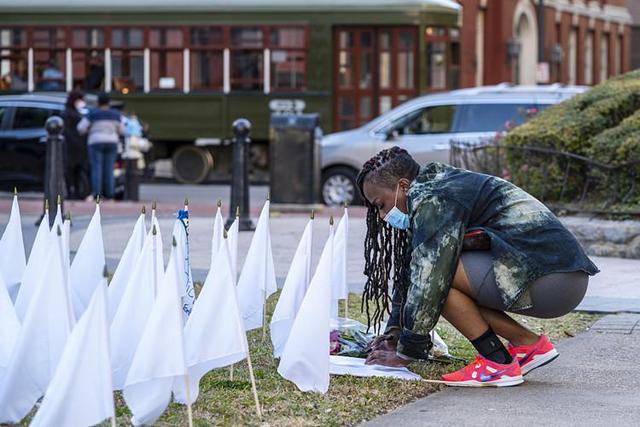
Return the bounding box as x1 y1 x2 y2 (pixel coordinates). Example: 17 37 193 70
356 147 417 332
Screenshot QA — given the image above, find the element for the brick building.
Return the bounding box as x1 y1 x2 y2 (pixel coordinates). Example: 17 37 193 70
629 0 640 69
455 0 633 88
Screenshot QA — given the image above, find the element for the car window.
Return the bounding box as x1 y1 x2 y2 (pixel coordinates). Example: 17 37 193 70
456 104 537 133
0 105 8 129
392 105 456 135
12 106 57 130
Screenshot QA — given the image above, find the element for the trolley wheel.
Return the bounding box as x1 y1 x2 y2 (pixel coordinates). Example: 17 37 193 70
172 145 213 184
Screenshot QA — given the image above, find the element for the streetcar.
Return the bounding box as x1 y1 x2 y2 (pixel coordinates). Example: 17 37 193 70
0 0 461 184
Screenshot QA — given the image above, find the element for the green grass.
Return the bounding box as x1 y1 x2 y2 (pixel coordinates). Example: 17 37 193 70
20 292 600 427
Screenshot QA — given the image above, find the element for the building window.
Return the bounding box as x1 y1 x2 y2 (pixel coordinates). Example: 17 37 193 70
425 27 459 91
568 28 577 85
269 27 306 91
33 28 67 91
584 31 593 85
71 28 105 91
230 27 264 91
600 34 608 82
189 27 224 91
110 28 144 93
0 28 28 91
149 28 184 91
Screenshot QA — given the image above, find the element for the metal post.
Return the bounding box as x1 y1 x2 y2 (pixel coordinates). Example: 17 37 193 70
124 158 140 201
226 118 255 231
44 116 65 227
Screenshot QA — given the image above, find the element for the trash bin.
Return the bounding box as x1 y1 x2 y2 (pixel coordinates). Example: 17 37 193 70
269 113 322 205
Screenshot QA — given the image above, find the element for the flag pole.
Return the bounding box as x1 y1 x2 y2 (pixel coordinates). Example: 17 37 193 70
343 203 349 320
183 375 195 427
245 350 262 418
229 364 234 381
261 290 267 343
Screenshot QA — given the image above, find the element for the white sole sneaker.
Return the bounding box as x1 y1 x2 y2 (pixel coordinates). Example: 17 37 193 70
443 375 524 388
521 348 559 375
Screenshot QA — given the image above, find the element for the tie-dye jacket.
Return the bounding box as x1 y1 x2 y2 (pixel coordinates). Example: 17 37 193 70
387 162 599 360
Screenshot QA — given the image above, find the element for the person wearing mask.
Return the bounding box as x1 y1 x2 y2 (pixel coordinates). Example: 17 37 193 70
62 90 90 199
77 92 124 200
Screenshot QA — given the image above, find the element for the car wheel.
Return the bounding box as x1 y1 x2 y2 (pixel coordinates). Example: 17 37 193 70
321 166 362 206
173 145 213 184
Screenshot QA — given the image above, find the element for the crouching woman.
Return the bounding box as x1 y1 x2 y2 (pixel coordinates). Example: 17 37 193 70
359 147 598 387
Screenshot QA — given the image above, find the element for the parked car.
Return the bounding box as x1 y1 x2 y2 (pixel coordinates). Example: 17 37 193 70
0 93 128 199
319 84 587 206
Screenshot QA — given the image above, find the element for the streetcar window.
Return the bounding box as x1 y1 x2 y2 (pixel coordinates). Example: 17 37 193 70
190 28 224 91
270 27 306 91
150 28 184 91
111 28 144 93
231 28 264 91
32 28 66 91
71 29 105 91
0 28 28 91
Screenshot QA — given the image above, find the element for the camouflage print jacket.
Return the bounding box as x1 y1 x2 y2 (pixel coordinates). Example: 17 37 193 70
387 162 599 360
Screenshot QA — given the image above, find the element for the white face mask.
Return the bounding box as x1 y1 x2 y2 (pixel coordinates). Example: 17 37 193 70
74 100 86 111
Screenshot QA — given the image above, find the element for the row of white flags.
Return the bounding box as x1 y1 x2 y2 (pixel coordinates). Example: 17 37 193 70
0 192 396 425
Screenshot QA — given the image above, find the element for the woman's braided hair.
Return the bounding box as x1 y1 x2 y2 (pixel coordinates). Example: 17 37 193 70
356 146 419 332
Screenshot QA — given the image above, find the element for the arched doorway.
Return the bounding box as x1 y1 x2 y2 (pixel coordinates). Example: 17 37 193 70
513 0 538 85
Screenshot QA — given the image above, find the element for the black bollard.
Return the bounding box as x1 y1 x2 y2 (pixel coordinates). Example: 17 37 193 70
124 158 140 201
226 118 255 231
44 116 65 227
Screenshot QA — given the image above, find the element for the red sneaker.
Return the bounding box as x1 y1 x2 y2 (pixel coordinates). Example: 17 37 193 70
508 335 559 376
441 355 523 387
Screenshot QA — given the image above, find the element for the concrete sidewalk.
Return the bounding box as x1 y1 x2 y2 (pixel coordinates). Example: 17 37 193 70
363 313 640 427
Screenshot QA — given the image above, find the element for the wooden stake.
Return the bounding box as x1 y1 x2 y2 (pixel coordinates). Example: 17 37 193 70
261 291 267 342
229 364 234 381
111 416 117 427
245 351 263 418
183 375 195 427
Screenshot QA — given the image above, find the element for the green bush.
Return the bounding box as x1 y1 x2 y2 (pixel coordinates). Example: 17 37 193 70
502 70 640 209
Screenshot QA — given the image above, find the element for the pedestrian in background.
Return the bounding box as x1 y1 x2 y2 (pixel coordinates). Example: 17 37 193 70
77 92 123 200
62 90 90 199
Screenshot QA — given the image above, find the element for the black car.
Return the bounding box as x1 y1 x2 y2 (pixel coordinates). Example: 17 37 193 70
0 93 124 199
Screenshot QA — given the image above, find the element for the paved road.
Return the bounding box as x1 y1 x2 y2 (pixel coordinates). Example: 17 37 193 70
363 313 640 427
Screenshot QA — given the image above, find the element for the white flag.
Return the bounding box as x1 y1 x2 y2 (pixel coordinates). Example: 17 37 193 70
0 194 26 302
278 225 334 393
271 218 313 358
236 200 277 331
70 203 105 319
0 227 74 423
108 213 146 321
331 208 349 319
0 273 20 381
123 237 187 426
173 208 195 320
110 224 163 390
227 215 239 282
174 238 248 405
13 209 50 321
30 277 115 427
210 204 224 270
50 203 63 238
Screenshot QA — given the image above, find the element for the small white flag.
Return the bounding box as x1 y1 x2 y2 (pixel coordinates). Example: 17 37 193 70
227 215 239 282
278 223 334 393
30 276 115 427
174 237 248 404
0 194 26 302
173 208 195 320
271 218 313 358
0 272 20 381
236 200 277 331
110 223 163 390
0 227 74 423
331 207 349 319
70 203 105 319
108 213 146 321
210 204 224 270
13 209 50 321
123 236 187 426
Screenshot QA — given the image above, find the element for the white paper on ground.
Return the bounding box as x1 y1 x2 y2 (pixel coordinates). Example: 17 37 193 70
70 204 105 319
270 218 313 358
108 213 146 322
123 239 187 426
174 238 247 405
13 210 50 321
329 356 422 381
30 279 114 427
0 194 26 301
0 273 20 381
110 225 163 390
236 200 277 331
277 225 334 393
0 229 73 423
331 208 349 319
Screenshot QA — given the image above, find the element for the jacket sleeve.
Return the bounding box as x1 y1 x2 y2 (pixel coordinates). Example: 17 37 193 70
396 195 467 360
76 117 90 135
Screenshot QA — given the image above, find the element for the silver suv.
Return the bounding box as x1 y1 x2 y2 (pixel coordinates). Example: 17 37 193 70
319 84 586 206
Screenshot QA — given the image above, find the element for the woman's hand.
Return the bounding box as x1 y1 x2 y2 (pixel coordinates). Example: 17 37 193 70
365 350 411 368
367 331 400 352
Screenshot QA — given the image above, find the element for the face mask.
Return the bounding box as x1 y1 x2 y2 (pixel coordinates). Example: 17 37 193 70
74 100 86 111
383 183 409 230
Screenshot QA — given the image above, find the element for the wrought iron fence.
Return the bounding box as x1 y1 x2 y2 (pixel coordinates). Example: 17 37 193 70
450 139 640 217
